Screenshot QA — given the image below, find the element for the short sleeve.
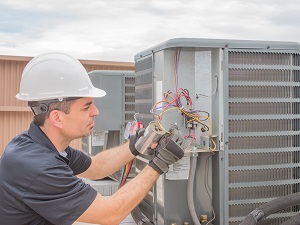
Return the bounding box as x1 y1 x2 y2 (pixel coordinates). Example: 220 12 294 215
66 147 91 175
23 165 97 225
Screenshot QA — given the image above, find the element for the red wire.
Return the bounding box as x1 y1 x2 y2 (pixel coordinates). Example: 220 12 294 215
120 160 133 187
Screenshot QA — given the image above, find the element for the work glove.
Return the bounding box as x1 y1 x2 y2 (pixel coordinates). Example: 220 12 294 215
129 128 145 156
149 125 185 174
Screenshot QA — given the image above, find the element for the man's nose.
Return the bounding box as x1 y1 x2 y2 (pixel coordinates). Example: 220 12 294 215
91 104 99 116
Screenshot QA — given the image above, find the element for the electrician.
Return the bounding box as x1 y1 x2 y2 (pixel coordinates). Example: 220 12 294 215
0 52 185 225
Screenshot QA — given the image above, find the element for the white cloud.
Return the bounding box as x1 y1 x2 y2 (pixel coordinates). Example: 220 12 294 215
0 0 299 62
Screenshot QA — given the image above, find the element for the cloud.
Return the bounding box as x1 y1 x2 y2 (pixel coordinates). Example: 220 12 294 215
0 3 72 35
0 0 299 62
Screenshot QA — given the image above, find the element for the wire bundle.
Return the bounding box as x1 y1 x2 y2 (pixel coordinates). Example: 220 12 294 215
150 48 216 150
119 160 133 188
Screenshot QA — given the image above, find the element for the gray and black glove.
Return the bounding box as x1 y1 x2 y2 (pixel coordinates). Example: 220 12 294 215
149 125 185 174
129 128 145 156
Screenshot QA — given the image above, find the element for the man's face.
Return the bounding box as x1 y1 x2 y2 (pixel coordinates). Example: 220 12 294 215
61 97 99 139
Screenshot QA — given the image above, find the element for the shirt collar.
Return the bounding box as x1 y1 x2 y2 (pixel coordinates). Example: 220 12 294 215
28 121 59 153
27 122 70 164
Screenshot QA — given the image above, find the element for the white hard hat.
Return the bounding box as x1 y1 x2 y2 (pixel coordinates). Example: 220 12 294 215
16 52 106 101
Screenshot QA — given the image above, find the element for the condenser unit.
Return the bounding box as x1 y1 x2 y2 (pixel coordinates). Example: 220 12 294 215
82 70 135 154
134 38 300 225
81 70 135 179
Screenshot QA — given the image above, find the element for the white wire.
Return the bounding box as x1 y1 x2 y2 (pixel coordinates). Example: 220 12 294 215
196 75 218 99
204 154 216 224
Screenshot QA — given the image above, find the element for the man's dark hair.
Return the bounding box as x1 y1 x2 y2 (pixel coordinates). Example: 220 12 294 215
28 100 77 126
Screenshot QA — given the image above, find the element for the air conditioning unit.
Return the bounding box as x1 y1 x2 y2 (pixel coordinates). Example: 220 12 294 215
134 38 300 225
82 70 136 180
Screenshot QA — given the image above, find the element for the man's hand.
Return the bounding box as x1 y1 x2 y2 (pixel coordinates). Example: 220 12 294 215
148 125 185 174
129 128 145 156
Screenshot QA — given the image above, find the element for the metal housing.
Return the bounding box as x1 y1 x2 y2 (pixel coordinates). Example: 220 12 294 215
134 38 300 225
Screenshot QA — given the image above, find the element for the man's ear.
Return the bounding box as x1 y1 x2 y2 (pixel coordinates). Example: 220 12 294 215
48 110 63 129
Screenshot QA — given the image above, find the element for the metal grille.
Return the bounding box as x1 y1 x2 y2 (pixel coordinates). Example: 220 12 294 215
134 56 155 222
228 52 291 65
225 50 300 224
229 86 300 98
229 151 300 166
229 167 300 183
135 56 153 126
229 119 300 132
228 135 299 149
124 76 135 123
229 102 300 115
229 184 295 200
229 69 298 82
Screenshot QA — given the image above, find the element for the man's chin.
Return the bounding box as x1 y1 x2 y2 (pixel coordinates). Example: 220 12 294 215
82 130 92 138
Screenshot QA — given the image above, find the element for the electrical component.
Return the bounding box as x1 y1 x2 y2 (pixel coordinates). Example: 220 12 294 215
200 215 208 225
135 121 165 154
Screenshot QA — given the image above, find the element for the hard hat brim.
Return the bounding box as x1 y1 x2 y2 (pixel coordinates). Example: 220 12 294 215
16 87 106 101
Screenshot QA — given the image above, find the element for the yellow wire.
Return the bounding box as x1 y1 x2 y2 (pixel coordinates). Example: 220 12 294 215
210 138 217 151
157 106 211 132
180 110 209 129
157 106 208 135
151 91 216 151
157 120 170 134
158 106 180 117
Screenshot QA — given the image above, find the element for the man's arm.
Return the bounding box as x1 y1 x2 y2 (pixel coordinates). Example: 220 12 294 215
77 125 185 225
78 141 135 179
76 165 159 225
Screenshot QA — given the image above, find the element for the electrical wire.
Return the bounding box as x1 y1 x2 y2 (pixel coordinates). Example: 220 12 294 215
149 47 215 149
172 47 181 92
204 154 216 224
184 129 198 150
119 160 133 188
208 116 216 151
118 166 126 188
196 75 218 99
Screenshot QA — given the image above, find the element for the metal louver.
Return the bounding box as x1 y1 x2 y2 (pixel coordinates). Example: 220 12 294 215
225 50 300 224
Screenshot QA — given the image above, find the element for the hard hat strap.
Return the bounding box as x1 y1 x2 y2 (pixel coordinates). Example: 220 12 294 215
31 103 49 116
30 97 81 116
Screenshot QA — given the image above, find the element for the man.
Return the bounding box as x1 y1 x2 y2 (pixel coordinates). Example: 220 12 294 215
0 52 184 225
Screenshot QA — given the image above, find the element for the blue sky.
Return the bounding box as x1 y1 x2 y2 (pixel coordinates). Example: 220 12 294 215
0 0 299 62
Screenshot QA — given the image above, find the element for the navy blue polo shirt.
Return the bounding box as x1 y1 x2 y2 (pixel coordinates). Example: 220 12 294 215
0 122 97 225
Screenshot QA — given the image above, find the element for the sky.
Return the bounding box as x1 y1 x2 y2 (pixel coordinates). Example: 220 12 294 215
0 0 299 62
